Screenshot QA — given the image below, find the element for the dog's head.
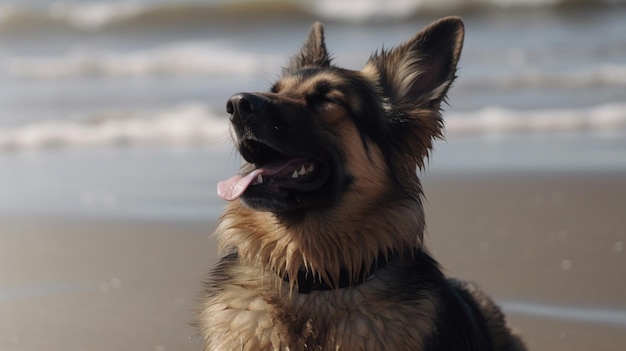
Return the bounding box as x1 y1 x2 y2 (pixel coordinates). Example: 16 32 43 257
218 17 464 217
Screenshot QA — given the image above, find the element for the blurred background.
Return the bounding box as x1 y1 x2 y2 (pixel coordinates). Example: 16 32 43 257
1 1 626 350
1 0 625 219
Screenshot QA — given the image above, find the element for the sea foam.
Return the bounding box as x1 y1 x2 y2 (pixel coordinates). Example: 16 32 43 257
446 103 626 136
2 42 280 79
0 103 230 151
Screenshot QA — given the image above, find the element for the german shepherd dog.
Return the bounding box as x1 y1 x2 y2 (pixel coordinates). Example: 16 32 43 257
198 17 526 351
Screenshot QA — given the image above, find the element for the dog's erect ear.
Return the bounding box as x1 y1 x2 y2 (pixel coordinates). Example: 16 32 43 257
363 17 464 168
365 17 464 109
284 22 331 74
365 16 464 112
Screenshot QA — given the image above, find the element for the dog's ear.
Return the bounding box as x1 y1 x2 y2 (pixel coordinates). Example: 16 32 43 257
363 17 464 167
284 22 331 74
365 17 464 112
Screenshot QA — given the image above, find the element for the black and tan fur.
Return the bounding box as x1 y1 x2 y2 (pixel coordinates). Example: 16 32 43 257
198 17 526 351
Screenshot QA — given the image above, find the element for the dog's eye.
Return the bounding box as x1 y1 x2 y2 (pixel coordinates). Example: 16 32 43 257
324 90 348 108
306 91 347 110
307 83 348 109
316 91 349 113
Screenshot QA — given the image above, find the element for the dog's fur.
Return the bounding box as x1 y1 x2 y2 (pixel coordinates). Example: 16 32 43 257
197 17 526 351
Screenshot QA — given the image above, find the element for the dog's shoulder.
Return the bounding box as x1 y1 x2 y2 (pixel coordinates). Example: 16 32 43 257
447 279 527 351
377 250 492 350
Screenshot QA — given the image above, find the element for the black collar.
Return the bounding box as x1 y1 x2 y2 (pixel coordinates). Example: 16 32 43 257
285 250 401 294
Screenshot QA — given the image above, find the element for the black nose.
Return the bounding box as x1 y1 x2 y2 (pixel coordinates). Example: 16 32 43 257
226 93 267 121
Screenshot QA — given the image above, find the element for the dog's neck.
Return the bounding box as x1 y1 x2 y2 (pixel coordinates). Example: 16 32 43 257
285 249 400 294
215 195 424 292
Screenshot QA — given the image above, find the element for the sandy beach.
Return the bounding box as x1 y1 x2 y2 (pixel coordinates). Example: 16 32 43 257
2 170 625 351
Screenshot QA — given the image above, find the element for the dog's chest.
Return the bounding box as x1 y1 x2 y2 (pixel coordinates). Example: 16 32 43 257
201 266 435 351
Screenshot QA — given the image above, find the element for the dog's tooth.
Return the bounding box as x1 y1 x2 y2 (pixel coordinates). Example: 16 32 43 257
306 164 314 173
256 174 264 184
291 170 299 179
298 165 306 176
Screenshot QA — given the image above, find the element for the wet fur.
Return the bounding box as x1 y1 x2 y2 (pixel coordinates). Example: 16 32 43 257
198 17 526 351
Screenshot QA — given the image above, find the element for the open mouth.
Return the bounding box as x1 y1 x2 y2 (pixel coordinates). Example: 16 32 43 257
217 139 330 205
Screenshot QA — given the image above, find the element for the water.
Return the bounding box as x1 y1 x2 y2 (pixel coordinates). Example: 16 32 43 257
502 301 626 327
1 0 626 219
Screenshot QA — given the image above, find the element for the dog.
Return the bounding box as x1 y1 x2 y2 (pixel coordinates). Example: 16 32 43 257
197 17 526 351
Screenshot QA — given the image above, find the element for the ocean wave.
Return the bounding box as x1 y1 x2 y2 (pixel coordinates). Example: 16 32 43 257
3 42 626 88
1 0 625 33
1 102 625 152
0 1 311 33
312 0 607 22
1 42 281 78
445 102 626 135
0 103 230 151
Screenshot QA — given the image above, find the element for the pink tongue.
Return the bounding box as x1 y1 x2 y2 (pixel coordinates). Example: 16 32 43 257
216 157 307 201
217 169 263 201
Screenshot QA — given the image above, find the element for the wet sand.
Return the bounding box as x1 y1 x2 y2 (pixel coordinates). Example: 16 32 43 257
1 171 625 350
423 171 626 350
